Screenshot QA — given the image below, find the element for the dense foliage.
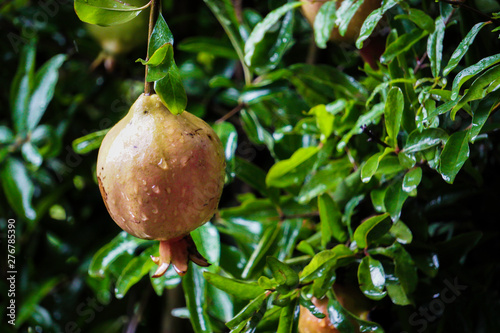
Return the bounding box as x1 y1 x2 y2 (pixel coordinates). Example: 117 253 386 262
2 0 500 332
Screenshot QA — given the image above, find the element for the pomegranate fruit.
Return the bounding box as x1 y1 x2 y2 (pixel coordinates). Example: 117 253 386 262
298 284 371 333
97 93 225 276
300 0 381 43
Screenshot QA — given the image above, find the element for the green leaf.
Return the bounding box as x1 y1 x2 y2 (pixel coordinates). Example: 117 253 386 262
204 271 264 299
27 54 66 131
403 128 449 153
114 246 157 298
192 222 220 266
10 40 36 134
402 167 422 193
427 16 445 78
88 232 150 277
384 179 409 221
397 9 435 32
213 122 238 182
16 277 60 326
72 129 109 154
0 126 14 144
277 298 299 333
318 193 348 245
380 29 429 64
385 87 404 147
267 256 300 289
226 292 268 329
356 0 397 49
244 2 302 67
183 264 213 333
353 213 392 248
327 295 356 333
451 53 500 100
309 104 335 141
299 294 326 319
439 130 469 184
314 0 337 49
361 151 385 183
338 102 385 151
137 43 171 66
242 223 280 279
451 64 500 118
0 157 36 221
389 220 413 244
266 146 319 188
203 0 246 71
386 280 411 305
443 22 490 76
178 37 238 59
337 0 365 38
21 142 43 168
156 62 187 115
74 0 148 26
298 158 352 203
300 245 355 282
235 157 279 203
358 256 387 300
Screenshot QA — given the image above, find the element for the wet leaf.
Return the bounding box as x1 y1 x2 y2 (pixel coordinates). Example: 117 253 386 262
402 167 422 193
314 0 337 49
74 0 147 26
358 256 387 300
183 264 213 333
356 0 397 48
204 271 264 299
439 130 469 184
266 146 319 188
72 129 109 154
353 213 392 248
318 193 348 245
385 87 404 147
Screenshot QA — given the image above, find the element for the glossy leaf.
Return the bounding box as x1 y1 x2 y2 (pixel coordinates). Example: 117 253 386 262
213 121 238 182
0 126 14 144
427 16 445 78
0 157 36 221
398 9 435 32
244 2 302 67
114 246 157 298
192 222 220 265
137 43 171 66
277 298 299 333
10 40 36 134
327 296 356 333
299 294 326 319
389 220 413 244
266 146 319 188
384 179 409 221
318 193 348 245
300 245 355 282
74 0 147 26
451 53 500 100
203 271 264 299
361 151 384 183
439 130 469 184
443 22 490 76
380 29 429 64
403 128 448 153
356 0 397 49
88 232 150 277
337 0 364 37
353 213 392 248
72 129 109 154
21 142 43 168
183 264 213 333
268 257 300 289
402 167 422 193
226 292 268 329
385 87 404 147
241 223 280 279
27 54 66 131
314 0 337 49
358 256 387 300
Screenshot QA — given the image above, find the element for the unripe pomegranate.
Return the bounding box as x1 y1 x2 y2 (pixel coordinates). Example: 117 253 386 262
300 0 381 43
97 93 225 276
298 284 372 333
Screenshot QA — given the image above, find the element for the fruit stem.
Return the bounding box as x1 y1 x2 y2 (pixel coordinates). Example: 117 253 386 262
145 0 160 95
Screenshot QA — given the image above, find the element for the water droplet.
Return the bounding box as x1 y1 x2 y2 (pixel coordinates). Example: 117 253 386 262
142 179 147 185
181 188 186 197
152 185 160 194
167 187 171 194
157 158 168 170
141 213 148 221
133 184 139 194
152 206 159 214
180 156 189 166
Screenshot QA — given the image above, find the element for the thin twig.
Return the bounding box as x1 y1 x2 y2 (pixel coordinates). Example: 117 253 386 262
362 125 391 149
215 103 245 124
145 0 160 95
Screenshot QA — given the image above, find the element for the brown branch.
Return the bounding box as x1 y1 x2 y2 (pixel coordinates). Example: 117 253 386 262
215 103 245 124
145 0 160 95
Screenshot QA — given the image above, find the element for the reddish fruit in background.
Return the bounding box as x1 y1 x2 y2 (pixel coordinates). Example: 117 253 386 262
298 284 372 333
300 0 381 43
97 93 225 276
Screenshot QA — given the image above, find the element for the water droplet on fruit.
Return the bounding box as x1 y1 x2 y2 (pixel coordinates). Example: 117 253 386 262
152 205 159 214
152 185 160 194
181 156 188 166
157 158 168 170
167 187 171 194
181 188 186 197
142 179 147 185
141 213 148 221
